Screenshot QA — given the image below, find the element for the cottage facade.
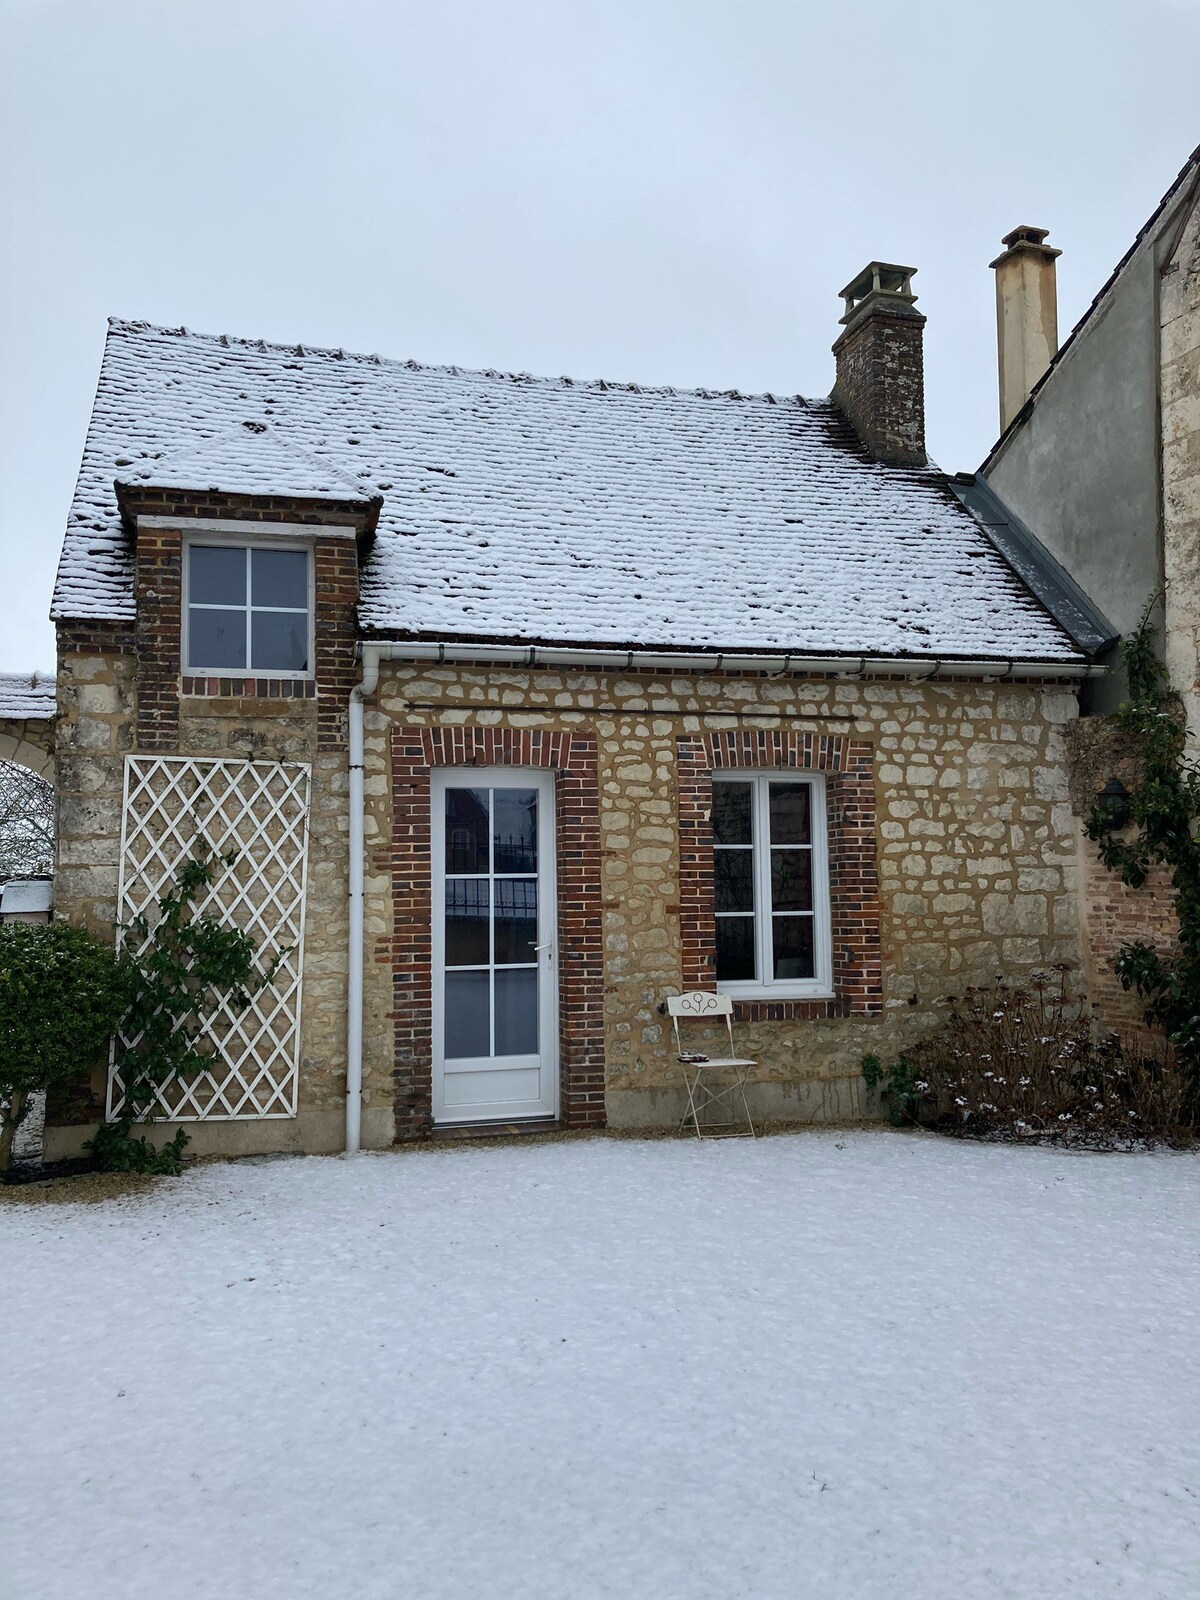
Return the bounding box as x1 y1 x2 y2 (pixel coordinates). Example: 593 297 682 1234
6 264 1121 1158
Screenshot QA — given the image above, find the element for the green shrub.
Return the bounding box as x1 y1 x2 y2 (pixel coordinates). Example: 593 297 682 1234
85 1120 190 1176
861 1052 925 1127
0 923 128 1171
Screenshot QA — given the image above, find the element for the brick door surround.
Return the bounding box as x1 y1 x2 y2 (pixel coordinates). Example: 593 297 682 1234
678 730 883 1020
387 725 604 1138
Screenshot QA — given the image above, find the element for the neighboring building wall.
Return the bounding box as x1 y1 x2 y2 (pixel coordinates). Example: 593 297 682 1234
1162 191 1200 738
360 664 1085 1135
985 224 1166 675
985 171 1200 717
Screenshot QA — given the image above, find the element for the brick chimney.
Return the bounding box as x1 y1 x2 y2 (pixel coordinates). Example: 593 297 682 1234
990 225 1060 432
831 263 926 467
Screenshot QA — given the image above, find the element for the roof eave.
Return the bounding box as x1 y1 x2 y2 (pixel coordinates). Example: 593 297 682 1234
948 474 1118 658
354 631 1095 680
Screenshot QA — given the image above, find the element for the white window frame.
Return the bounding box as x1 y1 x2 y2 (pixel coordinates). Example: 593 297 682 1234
182 536 315 680
712 771 833 1001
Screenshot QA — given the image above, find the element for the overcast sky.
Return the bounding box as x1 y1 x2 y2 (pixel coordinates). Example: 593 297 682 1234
2 0 1198 671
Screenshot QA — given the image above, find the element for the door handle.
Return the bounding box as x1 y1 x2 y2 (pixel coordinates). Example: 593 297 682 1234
530 940 554 953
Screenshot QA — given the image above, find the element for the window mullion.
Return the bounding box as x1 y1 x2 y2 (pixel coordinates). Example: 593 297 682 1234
814 776 831 990
755 778 772 988
487 788 495 1058
244 547 253 671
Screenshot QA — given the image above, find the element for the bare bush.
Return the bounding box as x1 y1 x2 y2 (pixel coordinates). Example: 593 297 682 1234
864 970 1192 1148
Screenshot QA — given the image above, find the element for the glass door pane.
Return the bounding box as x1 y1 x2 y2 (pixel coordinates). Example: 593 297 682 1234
442 784 541 1060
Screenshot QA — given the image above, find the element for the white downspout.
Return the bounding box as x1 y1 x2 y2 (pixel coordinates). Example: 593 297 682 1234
345 644 381 1153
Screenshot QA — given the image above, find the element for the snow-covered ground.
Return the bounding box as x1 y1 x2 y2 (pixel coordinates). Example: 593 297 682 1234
3 1132 1199 1600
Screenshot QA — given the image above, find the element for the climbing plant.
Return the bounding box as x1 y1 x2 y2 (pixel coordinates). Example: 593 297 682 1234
1085 596 1200 1115
89 849 282 1174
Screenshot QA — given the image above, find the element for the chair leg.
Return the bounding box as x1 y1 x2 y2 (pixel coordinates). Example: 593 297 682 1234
680 1068 705 1139
736 1070 755 1139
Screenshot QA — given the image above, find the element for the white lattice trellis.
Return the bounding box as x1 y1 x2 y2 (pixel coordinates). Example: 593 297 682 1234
108 756 312 1121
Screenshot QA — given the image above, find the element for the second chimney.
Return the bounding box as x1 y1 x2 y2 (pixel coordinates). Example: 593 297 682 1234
831 263 927 467
990 225 1060 432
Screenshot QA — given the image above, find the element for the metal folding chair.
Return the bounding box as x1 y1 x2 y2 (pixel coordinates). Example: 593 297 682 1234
667 991 756 1139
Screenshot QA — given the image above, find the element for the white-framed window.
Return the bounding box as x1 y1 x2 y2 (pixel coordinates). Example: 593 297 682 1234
712 771 833 999
183 541 313 677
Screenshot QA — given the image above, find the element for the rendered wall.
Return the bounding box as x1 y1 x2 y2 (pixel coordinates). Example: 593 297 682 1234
985 228 1166 691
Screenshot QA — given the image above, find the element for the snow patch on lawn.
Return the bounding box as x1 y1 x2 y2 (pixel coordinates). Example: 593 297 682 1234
2 1132 1198 1599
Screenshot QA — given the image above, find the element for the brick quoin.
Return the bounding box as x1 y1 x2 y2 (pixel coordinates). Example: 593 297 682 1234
384 725 605 1139
56 621 138 656
117 490 368 753
677 730 883 1021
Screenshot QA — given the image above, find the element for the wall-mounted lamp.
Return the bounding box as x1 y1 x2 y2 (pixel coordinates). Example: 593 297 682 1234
1095 776 1131 828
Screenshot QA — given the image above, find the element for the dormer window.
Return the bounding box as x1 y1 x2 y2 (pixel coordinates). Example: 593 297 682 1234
184 542 312 676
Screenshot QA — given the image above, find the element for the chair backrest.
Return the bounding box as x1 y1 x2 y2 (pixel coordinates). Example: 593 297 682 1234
666 991 736 1056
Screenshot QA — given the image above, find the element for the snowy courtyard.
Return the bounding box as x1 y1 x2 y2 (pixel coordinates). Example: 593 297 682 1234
3 1130 1199 1600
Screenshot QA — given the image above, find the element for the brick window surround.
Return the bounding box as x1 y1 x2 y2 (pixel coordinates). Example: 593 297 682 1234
678 731 882 1021
386 726 604 1138
125 497 366 753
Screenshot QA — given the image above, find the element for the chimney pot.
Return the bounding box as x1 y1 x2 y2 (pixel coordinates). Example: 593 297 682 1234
831 261 927 467
991 226 1061 431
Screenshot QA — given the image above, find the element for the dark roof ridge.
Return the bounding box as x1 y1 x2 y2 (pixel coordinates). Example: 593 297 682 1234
979 141 1200 473
104 317 816 413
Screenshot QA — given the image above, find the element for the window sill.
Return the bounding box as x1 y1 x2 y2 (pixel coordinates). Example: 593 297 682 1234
726 994 853 1023
181 675 317 700
718 986 835 1003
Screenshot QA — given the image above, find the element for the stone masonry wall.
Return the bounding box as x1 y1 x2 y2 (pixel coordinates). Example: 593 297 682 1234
361 663 1085 1132
1162 190 1200 741
47 634 359 1155
44 503 366 1159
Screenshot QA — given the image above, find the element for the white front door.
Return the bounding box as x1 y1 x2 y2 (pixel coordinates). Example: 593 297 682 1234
431 769 558 1124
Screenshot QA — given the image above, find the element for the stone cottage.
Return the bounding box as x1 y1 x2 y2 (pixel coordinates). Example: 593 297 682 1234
4 262 1120 1158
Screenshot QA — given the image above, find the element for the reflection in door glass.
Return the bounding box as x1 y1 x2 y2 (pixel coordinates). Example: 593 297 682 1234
445 880 490 966
446 788 489 873
493 879 537 963
493 788 538 872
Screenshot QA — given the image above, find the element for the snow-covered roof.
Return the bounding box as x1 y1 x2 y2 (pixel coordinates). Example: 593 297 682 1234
0 878 53 915
114 426 378 506
0 672 56 723
54 319 1081 662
